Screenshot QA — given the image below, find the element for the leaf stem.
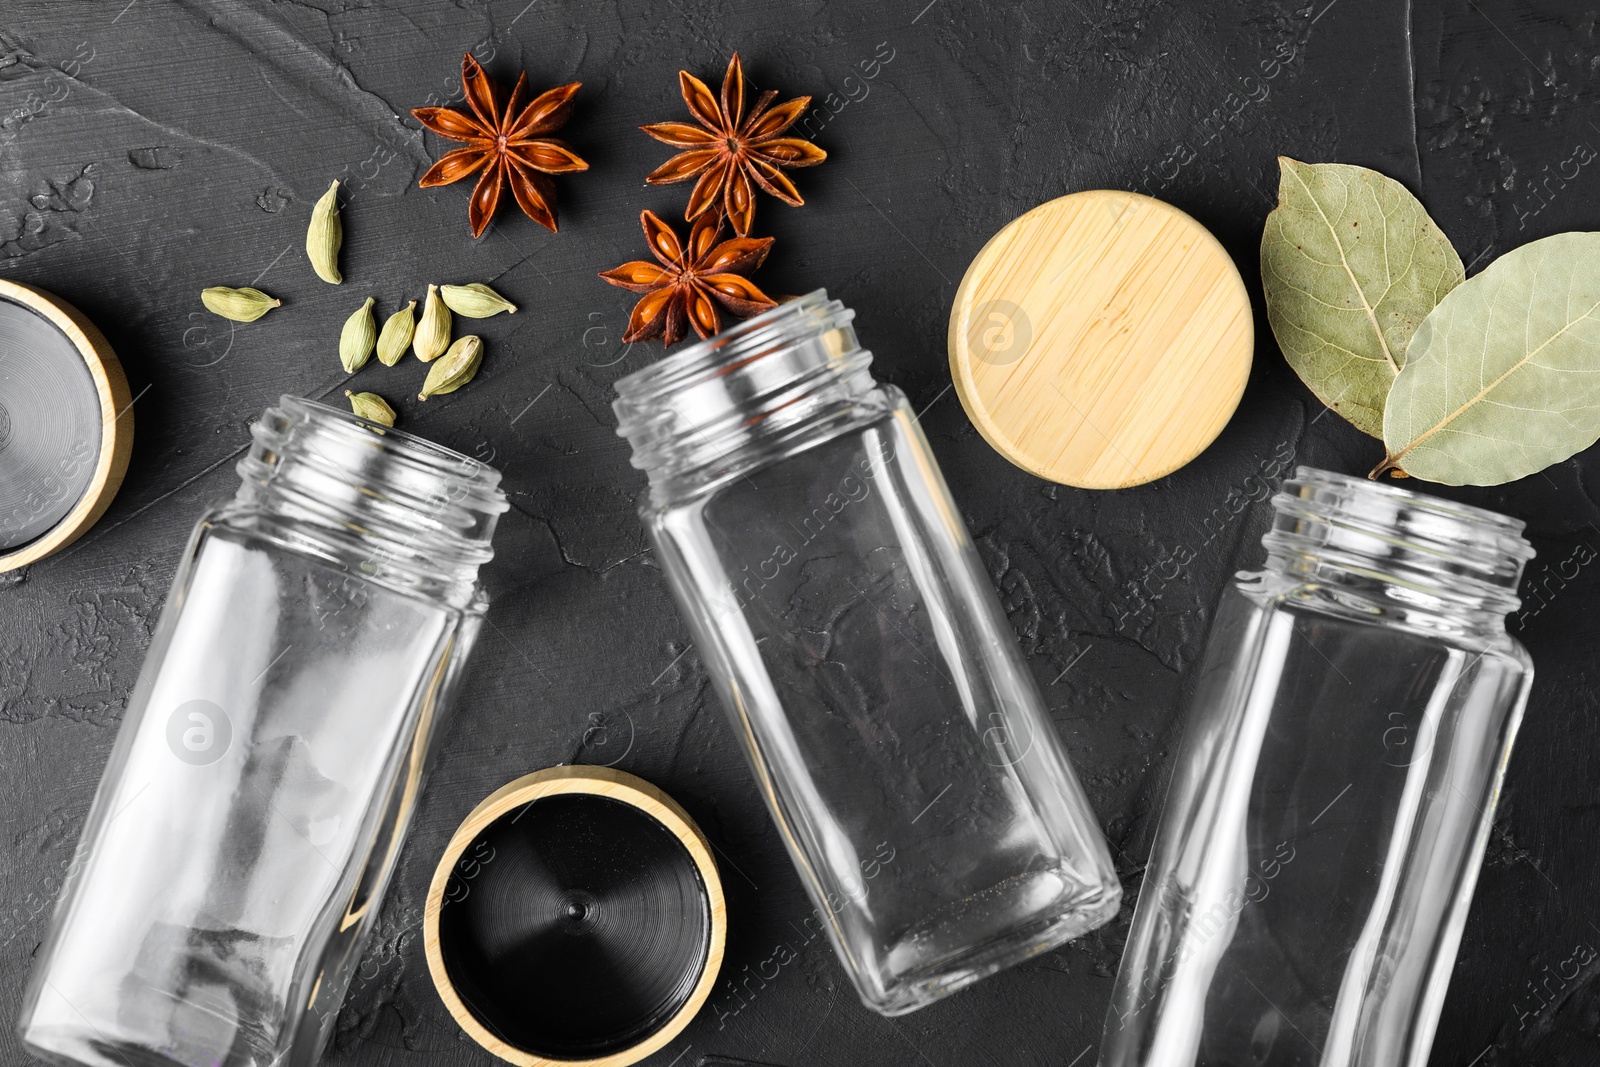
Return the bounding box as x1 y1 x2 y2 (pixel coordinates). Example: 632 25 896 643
1368 456 1402 480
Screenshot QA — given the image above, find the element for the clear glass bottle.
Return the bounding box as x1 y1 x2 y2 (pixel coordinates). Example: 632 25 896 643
19 397 507 1067
614 290 1120 1016
1101 467 1535 1067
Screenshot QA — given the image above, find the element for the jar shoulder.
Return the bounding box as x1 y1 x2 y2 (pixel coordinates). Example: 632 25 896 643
640 385 911 517
195 504 486 617
1229 568 1532 667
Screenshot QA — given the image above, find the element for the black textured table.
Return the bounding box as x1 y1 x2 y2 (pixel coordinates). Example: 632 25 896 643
2 2 1596 1065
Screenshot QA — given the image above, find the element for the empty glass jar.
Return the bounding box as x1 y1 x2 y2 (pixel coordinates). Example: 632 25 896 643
1101 467 1535 1067
614 290 1120 1016
20 397 507 1067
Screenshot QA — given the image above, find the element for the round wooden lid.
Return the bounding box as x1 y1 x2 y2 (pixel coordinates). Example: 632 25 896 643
0 279 132 572
948 190 1252 489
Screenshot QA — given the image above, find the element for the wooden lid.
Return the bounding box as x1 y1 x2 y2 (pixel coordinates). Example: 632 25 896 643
0 279 132 571
948 190 1252 489
424 766 726 1067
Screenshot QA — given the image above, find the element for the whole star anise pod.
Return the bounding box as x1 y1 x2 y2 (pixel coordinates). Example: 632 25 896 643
412 54 588 238
642 53 827 237
599 210 777 345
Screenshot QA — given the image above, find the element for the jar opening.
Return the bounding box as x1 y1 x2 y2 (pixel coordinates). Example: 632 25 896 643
231 396 508 606
613 290 876 493
1263 466 1533 623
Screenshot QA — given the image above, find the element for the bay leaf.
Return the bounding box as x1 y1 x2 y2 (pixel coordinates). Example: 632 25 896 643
1261 157 1463 438
1379 231 1600 486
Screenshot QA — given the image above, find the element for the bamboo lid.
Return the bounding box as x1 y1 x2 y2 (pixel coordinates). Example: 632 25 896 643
425 766 726 1067
0 279 132 571
948 190 1252 489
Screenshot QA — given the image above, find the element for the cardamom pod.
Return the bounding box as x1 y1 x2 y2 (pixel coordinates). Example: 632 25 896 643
307 179 343 284
376 300 417 366
440 282 517 318
345 390 396 427
413 283 452 362
201 286 281 322
340 297 377 373
418 334 483 400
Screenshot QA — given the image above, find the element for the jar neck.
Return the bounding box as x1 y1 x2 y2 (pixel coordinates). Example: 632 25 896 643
1259 466 1532 633
226 396 507 610
613 290 878 501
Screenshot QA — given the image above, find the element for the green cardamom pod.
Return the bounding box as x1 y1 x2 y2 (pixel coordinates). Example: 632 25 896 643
200 286 281 322
376 300 417 366
440 282 517 318
340 296 377 373
307 179 343 284
345 390 396 427
413 283 452 362
418 334 483 400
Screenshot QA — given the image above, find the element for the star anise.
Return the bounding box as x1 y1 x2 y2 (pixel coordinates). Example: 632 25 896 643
412 54 588 238
642 53 827 237
599 210 777 345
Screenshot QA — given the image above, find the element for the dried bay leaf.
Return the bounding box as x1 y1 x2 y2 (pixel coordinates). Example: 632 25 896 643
1261 158 1463 438
1379 231 1600 486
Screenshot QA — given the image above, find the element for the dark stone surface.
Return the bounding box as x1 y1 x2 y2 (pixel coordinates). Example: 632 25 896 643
0 1 1595 1064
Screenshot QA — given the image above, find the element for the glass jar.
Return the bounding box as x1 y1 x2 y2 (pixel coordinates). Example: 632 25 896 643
613 290 1120 1016
1100 467 1535 1067
19 397 507 1067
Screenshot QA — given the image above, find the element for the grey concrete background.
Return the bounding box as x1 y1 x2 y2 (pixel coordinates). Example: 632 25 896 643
2 1 1598 1064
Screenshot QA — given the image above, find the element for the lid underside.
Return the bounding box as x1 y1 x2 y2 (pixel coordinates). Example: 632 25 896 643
0 295 102 551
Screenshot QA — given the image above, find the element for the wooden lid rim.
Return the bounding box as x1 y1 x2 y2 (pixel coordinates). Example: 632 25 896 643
423 765 727 1067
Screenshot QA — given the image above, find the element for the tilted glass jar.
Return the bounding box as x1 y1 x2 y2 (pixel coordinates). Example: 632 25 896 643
614 290 1121 1016
1101 467 1535 1067
20 397 507 1067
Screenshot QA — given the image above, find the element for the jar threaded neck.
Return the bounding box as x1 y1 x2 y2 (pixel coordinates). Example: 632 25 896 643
231 396 507 607
613 290 876 495
1263 466 1532 625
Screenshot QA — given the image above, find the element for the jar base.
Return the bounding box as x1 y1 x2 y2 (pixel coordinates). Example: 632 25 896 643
867 869 1122 1016
23 1002 284 1067
23 1032 241 1067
